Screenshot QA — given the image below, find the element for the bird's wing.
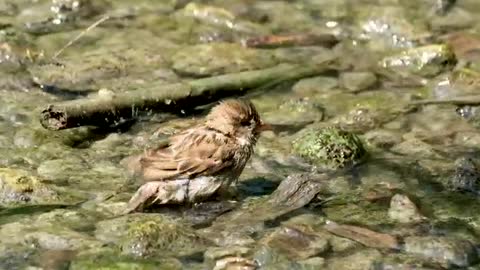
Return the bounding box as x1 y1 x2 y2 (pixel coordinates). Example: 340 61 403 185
139 129 235 181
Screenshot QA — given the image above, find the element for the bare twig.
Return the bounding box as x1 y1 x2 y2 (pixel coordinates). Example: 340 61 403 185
410 96 480 106
52 15 110 60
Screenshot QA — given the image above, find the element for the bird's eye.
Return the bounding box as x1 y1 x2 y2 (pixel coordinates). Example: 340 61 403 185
240 120 250 127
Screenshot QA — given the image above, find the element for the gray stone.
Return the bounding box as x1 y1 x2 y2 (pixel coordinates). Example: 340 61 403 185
340 71 377 91
404 236 478 268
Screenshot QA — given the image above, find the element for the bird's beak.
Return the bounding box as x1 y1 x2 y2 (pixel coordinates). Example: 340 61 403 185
256 121 273 133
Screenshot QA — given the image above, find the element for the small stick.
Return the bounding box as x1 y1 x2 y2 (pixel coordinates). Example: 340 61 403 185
51 15 110 60
410 96 480 106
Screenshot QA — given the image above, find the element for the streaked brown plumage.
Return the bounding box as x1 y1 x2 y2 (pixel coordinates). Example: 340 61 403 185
124 99 270 212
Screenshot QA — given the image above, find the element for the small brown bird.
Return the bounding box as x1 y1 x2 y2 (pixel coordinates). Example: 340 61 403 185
124 99 270 213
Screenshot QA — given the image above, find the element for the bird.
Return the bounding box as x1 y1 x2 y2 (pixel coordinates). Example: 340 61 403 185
124 99 271 213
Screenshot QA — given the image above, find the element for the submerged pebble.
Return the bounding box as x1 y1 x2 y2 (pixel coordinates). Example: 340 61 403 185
171 43 277 77
404 236 479 268
0 167 58 205
449 156 480 195
388 194 426 223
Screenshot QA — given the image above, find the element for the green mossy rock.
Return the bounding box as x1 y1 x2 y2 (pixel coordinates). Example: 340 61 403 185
292 127 366 170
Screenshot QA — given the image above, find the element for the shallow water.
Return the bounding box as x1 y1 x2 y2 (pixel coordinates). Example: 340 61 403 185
2 0 480 269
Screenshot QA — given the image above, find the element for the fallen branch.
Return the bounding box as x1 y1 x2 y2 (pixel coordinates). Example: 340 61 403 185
242 33 338 48
39 62 332 130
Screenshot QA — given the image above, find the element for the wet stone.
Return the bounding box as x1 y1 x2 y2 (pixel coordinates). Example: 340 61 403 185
29 42 169 90
13 128 47 148
388 194 426 224
0 167 58 205
261 224 330 260
0 219 102 251
298 257 326 269
205 246 257 270
177 3 268 36
353 5 430 50
380 44 457 78
292 126 366 170
448 156 480 195
69 246 183 270
36 156 89 183
292 76 338 96
260 97 324 125
171 43 277 77
340 71 377 92
404 236 479 268
390 138 441 159
252 246 298 270
17 0 110 35
326 248 382 270
95 214 208 258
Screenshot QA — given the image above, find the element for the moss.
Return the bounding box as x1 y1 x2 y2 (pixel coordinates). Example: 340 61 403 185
70 247 182 270
292 127 366 170
121 215 207 258
0 167 59 204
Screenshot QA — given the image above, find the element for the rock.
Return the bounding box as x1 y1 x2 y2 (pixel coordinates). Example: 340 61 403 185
326 248 382 270
122 216 208 258
325 90 408 133
448 157 480 194
13 128 46 148
292 76 338 96
171 43 277 77
363 129 402 149
0 42 26 73
380 44 457 78
201 174 328 246
0 167 58 205
388 194 426 224
328 235 361 253
259 97 324 125
404 236 479 268
292 126 366 170
340 71 377 92
95 214 208 258
430 8 474 32
28 38 172 90
261 224 330 260
36 157 88 183
297 257 325 269
352 5 430 50
69 247 183 270
204 245 252 267
206 246 257 270
390 138 441 159
252 246 298 270
17 0 110 35
177 3 267 36
0 219 101 251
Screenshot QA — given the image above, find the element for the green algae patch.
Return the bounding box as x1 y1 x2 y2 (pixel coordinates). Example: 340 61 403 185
292 127 367 170
70 247 182 270
121 215 208 258
0 167 59 205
